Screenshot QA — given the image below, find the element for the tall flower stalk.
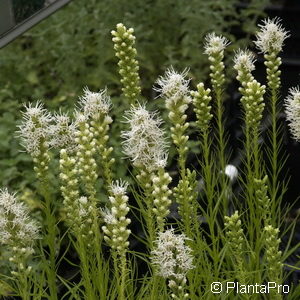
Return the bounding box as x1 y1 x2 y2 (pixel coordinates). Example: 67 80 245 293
74 112 106 296
18 102 58 300
59 150 97 298
254 17 289 215
102 180 131 300
155 68 198 238
121 104 171 242
234 50 266 250
191 83 223 275
191 83 214 213
155 67 191 175
78 88 115 189
204 33 230 214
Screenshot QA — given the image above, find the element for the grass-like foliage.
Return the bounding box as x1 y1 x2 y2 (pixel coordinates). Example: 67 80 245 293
1 17 300 300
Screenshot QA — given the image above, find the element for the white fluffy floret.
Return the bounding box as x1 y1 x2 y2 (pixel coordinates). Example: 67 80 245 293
17 101 52 157
254 17 290 54
110 180 129 196
0 188 39 246
204 32 230 55
48 112 77 152
101 207 117 225
151 228 194 280
233 49 256 73
154 67 191 100
74 110 88 125
284 87 300 141
78 87 112 119
121 104 168 171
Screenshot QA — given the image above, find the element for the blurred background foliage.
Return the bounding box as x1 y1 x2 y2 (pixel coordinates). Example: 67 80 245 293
0 0 271 195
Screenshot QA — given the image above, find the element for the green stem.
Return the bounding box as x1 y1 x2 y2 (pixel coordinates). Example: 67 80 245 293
112 252 126 300
138 169 155 248
19 274 29 300
270 89 279 212
150 275 160 300
77 237 95 299
215 89 227 216
201 130 219 278
244 122 256 249
146 196 155 249
90 197 105 298
120 254 127 300
42 186 58 300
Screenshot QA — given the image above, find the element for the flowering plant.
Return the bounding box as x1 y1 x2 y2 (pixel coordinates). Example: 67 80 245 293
0 17 299 300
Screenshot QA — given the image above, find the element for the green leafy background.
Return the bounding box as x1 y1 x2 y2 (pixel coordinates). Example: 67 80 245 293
0 0 270 195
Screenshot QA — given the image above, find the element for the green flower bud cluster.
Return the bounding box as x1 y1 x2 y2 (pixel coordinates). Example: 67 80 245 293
224 211 245 254
173 169 198 231
168 277 189 299
74 114 98 198
191 83 213 133
209 55 225 90
9 246 33 277
254 176 271 225
77 196 95 248
264 53 281 90
90 115 115 187
240 80 266 130
264 225 282 286
152 168 172 232
59 150 95 246
204 33 230 91
59 149 79 217
32 142 50 182
102 181 131 258
136 168 153 192
112 23 141 105
135 167 156 242
224 211 247 284
168 98 190 162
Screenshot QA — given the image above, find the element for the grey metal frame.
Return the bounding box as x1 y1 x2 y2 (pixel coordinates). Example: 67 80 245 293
0 0 73 49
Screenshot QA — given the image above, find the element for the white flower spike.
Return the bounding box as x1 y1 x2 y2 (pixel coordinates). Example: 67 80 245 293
48 111 77 151
0 188 39 246
233 49 256 73
122 104 168 171
154 67 190 100
17 101 52 157
78 87 112 119
151 228 194 280
284 87 300 141
204 32 230 55
254 17 290 54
